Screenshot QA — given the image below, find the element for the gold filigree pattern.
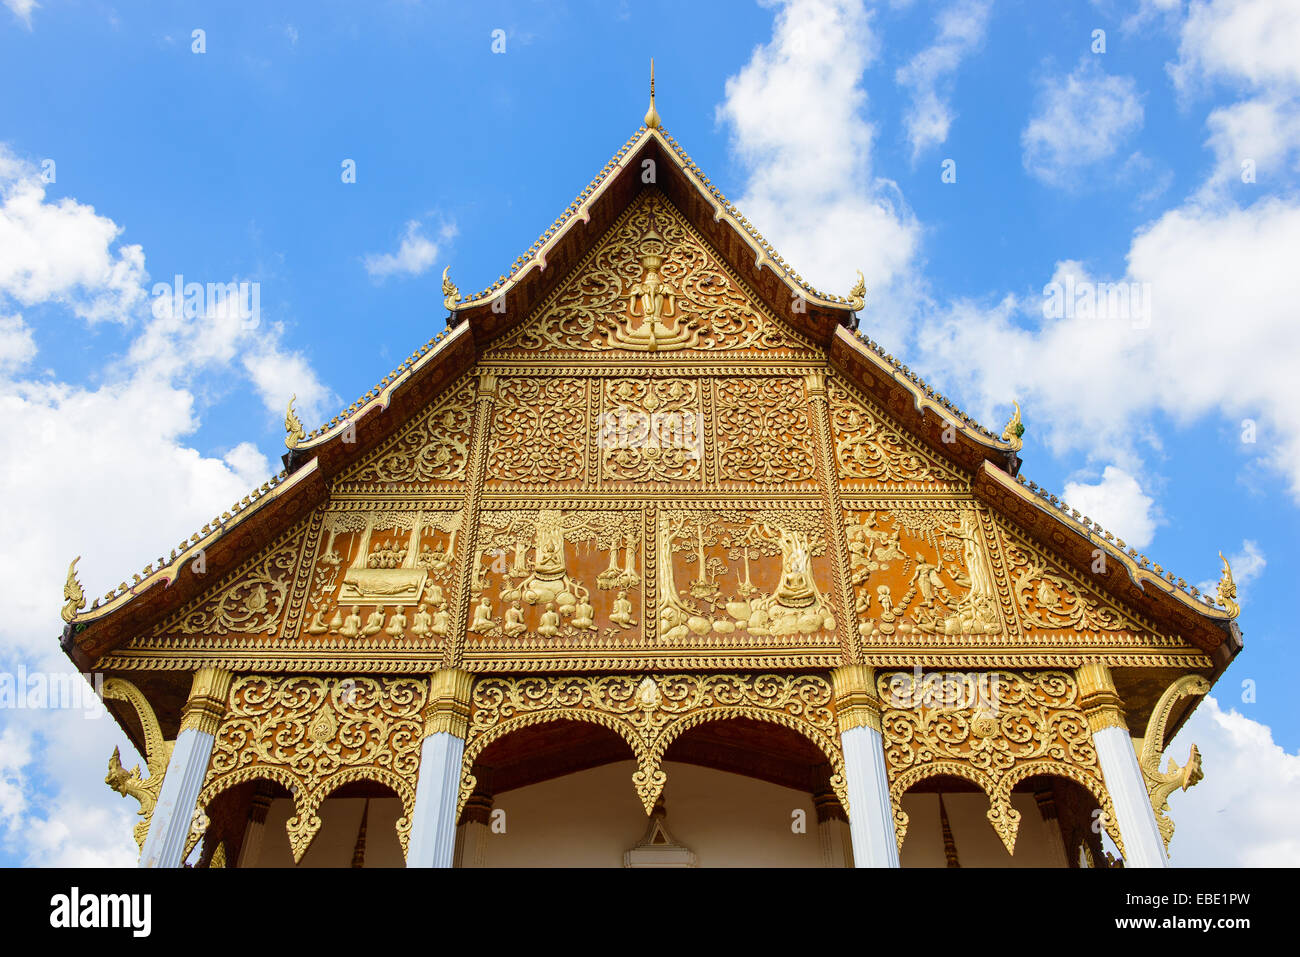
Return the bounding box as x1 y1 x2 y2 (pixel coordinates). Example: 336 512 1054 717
876 669 1125 858
714 378 815 485
600 378 702 483
486 377 587 485
159 527 304 637
336 377 473 487
460 672 846 818
829 380 962 486
198 675 426 862
1003 535 1133 632
488 191 816 357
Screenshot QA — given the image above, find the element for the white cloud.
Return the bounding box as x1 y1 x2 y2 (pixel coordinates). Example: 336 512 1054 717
916 198 1300 495
895 0 992 159
0 157 147 322
0 147 331 865
0 314 35 372
1170 0 1300 96
1166 695 1300 866
2 0 37 29
717 0 921 339
364 219 454 280
1062 465 1158 548
1022 57 1144 186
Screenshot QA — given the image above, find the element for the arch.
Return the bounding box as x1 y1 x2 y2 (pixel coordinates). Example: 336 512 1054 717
888 761 999 852
652 708 847 813
995 761 1125 859
458 709 643 818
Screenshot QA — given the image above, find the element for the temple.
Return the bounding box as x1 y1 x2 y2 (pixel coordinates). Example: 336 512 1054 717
60 78 1242 868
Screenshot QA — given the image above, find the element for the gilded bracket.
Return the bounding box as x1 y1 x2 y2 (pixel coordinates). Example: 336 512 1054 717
1137 674 1210 851
102 677 175 853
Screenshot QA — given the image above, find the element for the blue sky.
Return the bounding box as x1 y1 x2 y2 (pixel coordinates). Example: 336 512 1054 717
1 0 1298 866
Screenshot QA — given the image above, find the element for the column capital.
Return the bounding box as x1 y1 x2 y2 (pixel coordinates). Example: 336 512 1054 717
831 664 882 733
179 666 232 736
422 668 475 739
1075 661 1128 734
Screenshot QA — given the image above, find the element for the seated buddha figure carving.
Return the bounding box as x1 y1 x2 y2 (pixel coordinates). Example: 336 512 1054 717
608 227 699 352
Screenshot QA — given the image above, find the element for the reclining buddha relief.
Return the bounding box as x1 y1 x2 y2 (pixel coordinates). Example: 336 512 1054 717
299 507 462 643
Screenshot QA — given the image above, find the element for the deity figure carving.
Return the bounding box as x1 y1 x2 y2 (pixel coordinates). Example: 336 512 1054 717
608 225 700 352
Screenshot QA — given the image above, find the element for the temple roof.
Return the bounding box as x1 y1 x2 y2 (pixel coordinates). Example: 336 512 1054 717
60 112 1242 675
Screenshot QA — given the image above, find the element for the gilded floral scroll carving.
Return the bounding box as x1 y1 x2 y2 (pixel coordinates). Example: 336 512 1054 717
876 669 1125 858
487 378 587 485
829 381 962 486
714 377 815 485
158 527 304 637
459 673 846 818
197 675 426 862
336 377 474 487
1002 535 1134 632
600 378 702 483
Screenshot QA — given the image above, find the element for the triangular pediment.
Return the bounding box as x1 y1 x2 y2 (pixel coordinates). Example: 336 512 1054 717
484 189 821 361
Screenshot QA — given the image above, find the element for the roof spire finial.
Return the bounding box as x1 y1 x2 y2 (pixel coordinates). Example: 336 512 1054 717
645 58 660 130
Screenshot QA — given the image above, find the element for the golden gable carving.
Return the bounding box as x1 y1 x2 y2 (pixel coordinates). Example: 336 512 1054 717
486 189 820 359
334 375 474 490
829 379 965 488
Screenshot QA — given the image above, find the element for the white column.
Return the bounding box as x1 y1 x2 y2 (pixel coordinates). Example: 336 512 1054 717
407 731 465 867
407 668 473 868
832 665 900 868
841 725 901 867
1077 662 1167 869
454 789 493 868
1094 727 1168 867
140 728 213 867
140 667 231 868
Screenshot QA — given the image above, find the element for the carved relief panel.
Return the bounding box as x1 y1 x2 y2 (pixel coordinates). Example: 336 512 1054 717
333 374 475 493
296 505 463 646
465 506 644 644
829 380 966 489
484 189 822 361
655 507 837 645
843 503 1011 644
